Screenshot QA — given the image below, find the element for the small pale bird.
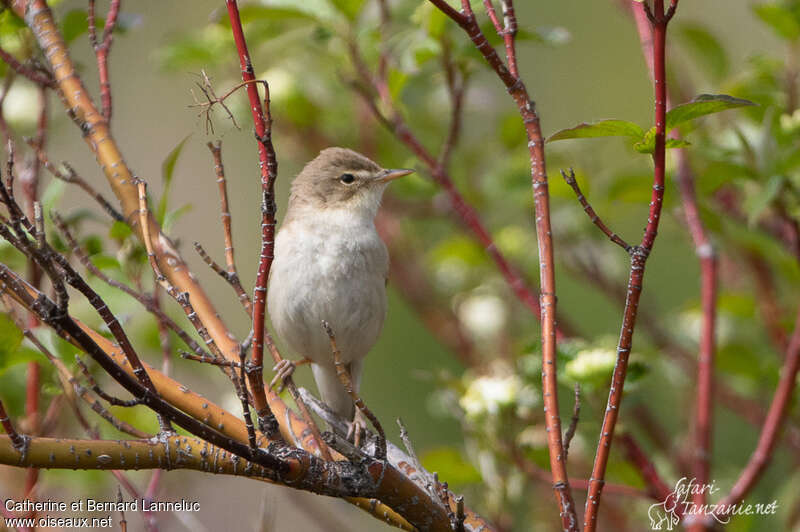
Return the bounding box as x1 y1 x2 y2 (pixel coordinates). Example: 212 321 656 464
267 147 412 437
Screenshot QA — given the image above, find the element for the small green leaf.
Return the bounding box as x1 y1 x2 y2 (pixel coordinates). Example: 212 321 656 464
0 313 23 373
676 24 728 80
666 94 756 131
420 447 481 486
90 254 122 271
329 0 365 20
633 128 691 154
61 9 102 44
547 120 644 142
518 26 571 47
163 204 194 232
753 4 800 41
746 175 785 225
412 3 448 39
109 220 132 241
157 135 191 225
387 68 409 101
257 0 339 23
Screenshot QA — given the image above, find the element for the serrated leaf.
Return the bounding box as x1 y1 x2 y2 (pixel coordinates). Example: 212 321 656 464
547 120 644 142
157 135 191 225
753 4 800 40
676 24 728 80
666 94 756 131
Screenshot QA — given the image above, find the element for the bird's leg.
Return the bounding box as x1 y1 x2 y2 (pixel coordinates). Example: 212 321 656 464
347 407 368 448
269 358 311 393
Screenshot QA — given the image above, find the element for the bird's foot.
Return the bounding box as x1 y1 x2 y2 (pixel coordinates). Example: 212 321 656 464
347 409 368 448
269 358 311 393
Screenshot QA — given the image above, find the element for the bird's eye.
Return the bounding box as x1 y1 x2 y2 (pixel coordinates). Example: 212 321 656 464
339 173 355 184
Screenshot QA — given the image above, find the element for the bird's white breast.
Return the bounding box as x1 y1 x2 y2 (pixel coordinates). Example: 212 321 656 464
267 208 389 367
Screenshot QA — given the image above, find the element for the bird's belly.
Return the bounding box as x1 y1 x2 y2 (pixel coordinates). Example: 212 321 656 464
268 233 387 367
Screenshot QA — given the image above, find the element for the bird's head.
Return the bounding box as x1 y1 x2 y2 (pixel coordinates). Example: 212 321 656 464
288 147 413 219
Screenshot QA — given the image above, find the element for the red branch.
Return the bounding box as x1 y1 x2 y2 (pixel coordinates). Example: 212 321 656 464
224 0 278 434
677 130 717 532
583 2 677 529
714 307 800 515
88 0 121 122
619 433 674 505
628 4 717 527
429 1 578 528
0 45 55 88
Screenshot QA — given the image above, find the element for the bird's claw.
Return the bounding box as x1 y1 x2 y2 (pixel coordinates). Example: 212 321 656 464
269 359 296 393
347 409 368 448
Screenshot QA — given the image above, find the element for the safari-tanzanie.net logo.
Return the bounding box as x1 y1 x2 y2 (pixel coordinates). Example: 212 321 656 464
647 477 778 530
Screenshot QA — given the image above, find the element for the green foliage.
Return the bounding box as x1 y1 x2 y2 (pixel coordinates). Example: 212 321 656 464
675 23 729 81
547 119 644 142
753 2 800 41
420 447 482 486
549 94 755 154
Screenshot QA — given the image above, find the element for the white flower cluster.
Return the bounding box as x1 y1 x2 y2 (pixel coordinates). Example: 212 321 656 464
565 347 616 381
459 367 538 419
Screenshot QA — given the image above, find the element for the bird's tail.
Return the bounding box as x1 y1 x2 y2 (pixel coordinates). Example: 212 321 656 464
311 363 355 420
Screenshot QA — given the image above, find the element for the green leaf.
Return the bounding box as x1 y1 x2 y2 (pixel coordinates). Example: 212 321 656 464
420 447 481 486
746 175 785 225
676 24 729 80
329 0 365 20
633 128 691 154
411 3 448 39
753 4 800 41
157 135 191 225
0 313 23 373
238 5 319 23
61 9 101 44
547 120 644 142
163 204 194 232
109 220 132 241
90 254 122 271
518 26 571 47
257 0 339 23
387 68 409 101
666 94 756 131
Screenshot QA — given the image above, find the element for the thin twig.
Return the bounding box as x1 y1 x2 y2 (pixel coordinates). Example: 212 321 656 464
561 168 631 251
430 0 580 526
713 307 800 517
322 320 387 461
583 3 678 528
25 139 123 221
54 215 215 361
0 45 55 88
563 383 580 461
75 357 141 407
224 0 278 439
0 398 27 452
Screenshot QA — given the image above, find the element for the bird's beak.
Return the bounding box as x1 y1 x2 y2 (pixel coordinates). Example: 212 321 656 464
377 168 414 183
